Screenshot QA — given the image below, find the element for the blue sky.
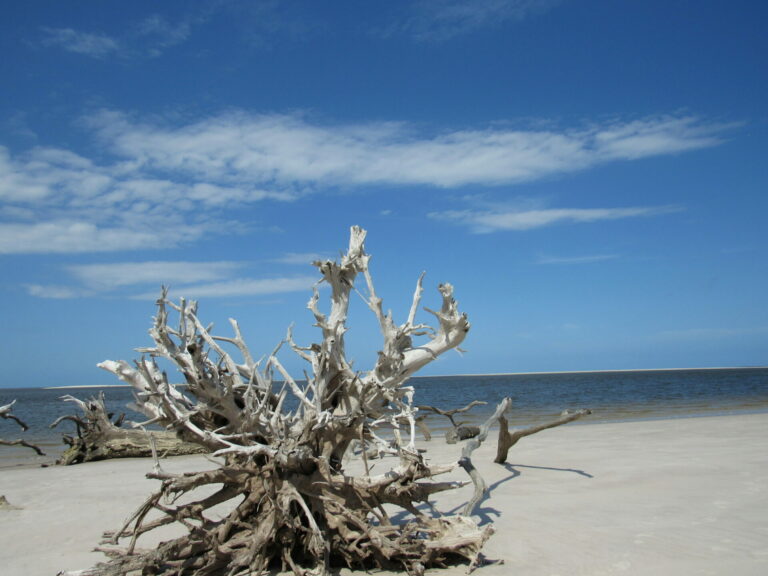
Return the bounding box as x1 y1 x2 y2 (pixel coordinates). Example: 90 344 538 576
1 0 767 388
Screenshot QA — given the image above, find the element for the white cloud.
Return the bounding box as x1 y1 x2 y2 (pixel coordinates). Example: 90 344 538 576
0 145 290 254
88 111 730 189
395 0 560 41
144 276 317 300
592 117 726 159
0 220 195 254
429 205 683 233
24 259 317 301
40 27 120 58
39 14 194 59
24 284 84 300
67 261 246 290
134 15 191 57
538 254 619 265
272 253 330 265
0 111 729 253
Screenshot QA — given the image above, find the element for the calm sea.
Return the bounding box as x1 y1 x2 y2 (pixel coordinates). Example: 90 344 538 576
2 367 767 468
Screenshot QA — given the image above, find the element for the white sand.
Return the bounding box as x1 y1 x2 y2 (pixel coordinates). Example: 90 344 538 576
1 413 767 575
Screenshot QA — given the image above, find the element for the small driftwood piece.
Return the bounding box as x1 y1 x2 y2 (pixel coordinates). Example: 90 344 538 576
0 400 45 456
0 437 46 456
0 400 30 431
494 408 592 464
418 400 487 444
50 393 206 465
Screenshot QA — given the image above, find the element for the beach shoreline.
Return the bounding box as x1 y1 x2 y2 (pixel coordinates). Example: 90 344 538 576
1 412 766 575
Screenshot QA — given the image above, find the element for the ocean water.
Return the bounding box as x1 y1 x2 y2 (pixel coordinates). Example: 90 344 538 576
1 367 767 468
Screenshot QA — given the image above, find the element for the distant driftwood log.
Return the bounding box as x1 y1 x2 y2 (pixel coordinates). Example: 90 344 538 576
50 393 206 465
60 226 588 576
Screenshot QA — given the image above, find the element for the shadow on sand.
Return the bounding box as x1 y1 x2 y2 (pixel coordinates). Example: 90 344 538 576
445 461 593 524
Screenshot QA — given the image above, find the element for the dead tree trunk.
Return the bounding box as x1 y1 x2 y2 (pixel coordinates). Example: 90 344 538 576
0 400 45 456
50 394 206 465
495 408 592 464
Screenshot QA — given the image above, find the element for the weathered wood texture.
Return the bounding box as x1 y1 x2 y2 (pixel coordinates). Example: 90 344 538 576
50 394 206 465
495 409 592 464
418 400 486 444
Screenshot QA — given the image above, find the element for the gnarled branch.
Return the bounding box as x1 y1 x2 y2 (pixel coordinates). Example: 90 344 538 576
495 408 592 464
0 400 44 455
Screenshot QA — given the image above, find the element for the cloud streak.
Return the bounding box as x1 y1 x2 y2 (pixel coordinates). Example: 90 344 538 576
39 14 193 59
155 277 317 301
67 261 246 290
388 0 560 42
40 27 120 58
90 111 729 189
0 110 727 253
430 204 683 233
538 254 620 265
24 259 317 301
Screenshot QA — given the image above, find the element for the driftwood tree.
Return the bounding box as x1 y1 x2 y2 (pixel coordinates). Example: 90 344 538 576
74 226 507 576
51 394 206 465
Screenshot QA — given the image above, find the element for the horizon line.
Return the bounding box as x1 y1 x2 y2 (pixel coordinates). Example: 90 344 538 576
32 365 768 390
415 366 768 378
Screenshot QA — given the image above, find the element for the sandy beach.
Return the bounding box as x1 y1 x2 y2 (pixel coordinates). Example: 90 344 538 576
1 413 766 576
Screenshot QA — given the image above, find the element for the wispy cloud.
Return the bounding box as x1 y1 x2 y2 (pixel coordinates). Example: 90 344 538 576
40 27 120 58
39 14 193 59
392 0 560 41
272 253 332 265
430 204 683 233
0 220 203 254
656 326 768 342
0 144 290 254
24 260 317 301
67 261 246 290
0 110 727 253
89 111 730 189
134 15 191 57
154 277 316 301
24 284 83 300
538 254 619 265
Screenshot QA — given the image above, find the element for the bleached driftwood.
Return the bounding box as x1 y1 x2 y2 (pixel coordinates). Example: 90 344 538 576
50 393 205 465
495 408 592 464
50 393 206 465
0 400 45 456
62 226 589 576
65 226 516 576
418 400 487 443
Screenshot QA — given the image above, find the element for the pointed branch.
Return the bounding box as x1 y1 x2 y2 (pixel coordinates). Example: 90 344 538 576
0 400 29 431
0 438 45 456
